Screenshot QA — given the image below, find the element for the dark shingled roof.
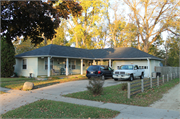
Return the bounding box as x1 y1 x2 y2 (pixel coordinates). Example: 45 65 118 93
15 44 162 60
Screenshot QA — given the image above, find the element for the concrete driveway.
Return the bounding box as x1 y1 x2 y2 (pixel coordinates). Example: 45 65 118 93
30 78 123 95
0 79 122 115
0 79 179 119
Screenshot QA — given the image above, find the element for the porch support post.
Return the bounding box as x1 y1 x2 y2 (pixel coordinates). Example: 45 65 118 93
47 56 51 77
93 60 96 65
109 59 111 67
101 59 103 65
81 59 83 75
66 58 69 76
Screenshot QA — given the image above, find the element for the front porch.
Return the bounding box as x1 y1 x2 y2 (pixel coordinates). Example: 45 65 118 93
37 57 113 77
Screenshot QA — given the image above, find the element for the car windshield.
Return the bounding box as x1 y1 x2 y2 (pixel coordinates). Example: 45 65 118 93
119 65 133 70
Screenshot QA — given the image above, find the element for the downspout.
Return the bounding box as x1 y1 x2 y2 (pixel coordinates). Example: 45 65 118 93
147 58 150 78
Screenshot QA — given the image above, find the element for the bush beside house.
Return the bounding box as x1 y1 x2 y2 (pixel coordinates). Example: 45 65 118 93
1 37 15 77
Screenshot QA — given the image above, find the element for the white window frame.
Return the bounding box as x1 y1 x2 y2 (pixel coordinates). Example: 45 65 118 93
22 59 27 70
71 60 76 70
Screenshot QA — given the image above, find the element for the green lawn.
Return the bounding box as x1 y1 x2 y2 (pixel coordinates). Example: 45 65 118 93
1 75 87 90
1 99 120 118
0 91 6 94
64 78 179 107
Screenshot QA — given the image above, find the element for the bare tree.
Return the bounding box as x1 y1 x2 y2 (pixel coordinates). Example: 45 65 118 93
124 0 180 53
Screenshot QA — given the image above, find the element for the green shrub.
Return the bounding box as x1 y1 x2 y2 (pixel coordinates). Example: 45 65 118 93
121 83 127 91
86 77 104 96
1 37 15 77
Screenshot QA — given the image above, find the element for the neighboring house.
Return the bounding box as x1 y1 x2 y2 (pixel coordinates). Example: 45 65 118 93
14 44 162 78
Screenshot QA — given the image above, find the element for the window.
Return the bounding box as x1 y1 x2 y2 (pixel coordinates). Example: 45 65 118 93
134 65 139 70
103 66 109 70
45 59 53 70
108 67 112 71
100 66 104 70
139 66 148 69
22 59 27 69
71 60 76 69
119 65 133 70
87 65 99 70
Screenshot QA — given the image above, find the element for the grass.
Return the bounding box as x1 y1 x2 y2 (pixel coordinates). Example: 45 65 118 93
0 91 6 94
1 99 120 118
0 75 87 90
1 78 34 82
64 78 179 107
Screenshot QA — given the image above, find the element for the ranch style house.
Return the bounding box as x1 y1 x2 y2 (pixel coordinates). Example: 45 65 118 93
14 44 162 78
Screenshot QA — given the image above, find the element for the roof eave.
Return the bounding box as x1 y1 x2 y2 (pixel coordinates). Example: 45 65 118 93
15 55 163 61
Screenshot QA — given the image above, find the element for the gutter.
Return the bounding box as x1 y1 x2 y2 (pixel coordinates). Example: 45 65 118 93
147 58 150 78
15 55 162 61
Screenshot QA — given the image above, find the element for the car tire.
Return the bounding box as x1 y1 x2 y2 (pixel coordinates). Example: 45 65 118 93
140 73 144 79
129 75 134 81
114 78 118 81
101 75 105 80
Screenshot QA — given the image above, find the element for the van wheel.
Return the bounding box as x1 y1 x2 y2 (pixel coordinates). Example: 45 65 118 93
114 78 118 81
129 75 134 81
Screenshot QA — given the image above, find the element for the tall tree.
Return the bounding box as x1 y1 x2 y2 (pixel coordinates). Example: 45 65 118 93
1 0 82 45
47 19 70 46
106 1 125 48
1 37 15 77
148 35 165 59
14 38 37 55
67 0 108 49
166 37 180 66
124 0 180 53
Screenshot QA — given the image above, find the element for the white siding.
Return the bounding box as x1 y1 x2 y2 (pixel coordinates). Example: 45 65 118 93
14 59 21 75
14 58 38 77
38 58 47 76
150 60 161 73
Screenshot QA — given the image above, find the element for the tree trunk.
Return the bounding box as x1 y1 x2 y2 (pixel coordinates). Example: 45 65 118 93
113 35 116 48
143 39 149 53
137 35 141 50
75 35 79 48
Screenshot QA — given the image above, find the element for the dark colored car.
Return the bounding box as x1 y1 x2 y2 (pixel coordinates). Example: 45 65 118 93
86 65 114 80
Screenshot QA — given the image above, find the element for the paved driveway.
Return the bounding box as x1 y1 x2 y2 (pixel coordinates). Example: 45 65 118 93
29 79 123 95
0 79 122 115
0 79 179 119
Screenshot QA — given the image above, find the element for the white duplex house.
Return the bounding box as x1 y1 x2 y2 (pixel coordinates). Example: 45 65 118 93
14 44 163 78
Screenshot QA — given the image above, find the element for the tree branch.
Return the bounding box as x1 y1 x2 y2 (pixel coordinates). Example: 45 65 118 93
167 28 180 36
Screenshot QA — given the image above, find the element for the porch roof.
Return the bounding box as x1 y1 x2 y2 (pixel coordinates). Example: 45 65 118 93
15 44 163 61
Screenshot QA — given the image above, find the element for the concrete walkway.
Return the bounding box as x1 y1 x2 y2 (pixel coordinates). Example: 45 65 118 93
0 79 179 119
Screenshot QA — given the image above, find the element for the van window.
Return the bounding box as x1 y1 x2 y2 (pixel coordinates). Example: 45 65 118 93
87 66 99 70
